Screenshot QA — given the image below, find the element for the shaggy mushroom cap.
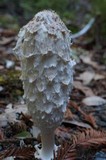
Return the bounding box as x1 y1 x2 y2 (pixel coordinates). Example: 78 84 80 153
14 10 75 131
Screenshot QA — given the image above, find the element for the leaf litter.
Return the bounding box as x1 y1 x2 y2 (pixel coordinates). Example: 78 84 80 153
0 25 106 159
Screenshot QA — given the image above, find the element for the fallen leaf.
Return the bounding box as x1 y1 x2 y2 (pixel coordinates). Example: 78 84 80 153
80 54 99 69
76 71 105 85
73 81 94 96
15 131 32 138
94 73 105 80
82 96 106 106
76 71 95 85
64 108 73 120
63 120 91 128
0 37 14 45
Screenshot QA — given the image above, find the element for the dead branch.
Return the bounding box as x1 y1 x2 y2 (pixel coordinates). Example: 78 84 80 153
71 18 95 39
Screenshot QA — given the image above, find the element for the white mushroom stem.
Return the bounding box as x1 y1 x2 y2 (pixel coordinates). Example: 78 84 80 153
41 129 54 160
35 128 55 160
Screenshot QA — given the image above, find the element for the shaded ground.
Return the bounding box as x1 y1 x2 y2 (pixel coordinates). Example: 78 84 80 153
0 1 106 159
0 23 106 159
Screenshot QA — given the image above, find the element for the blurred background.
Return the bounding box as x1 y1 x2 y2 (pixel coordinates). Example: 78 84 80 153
0 0 106 42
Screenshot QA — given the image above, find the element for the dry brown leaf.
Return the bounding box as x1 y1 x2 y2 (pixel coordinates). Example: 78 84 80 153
82 96 106 106
82 113 97 128
73 81 94 96
64 108 73 120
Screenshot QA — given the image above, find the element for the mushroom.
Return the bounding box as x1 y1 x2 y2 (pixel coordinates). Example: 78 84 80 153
14 10 75 160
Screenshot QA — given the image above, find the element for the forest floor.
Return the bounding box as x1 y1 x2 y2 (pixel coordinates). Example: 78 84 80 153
0 16 106 160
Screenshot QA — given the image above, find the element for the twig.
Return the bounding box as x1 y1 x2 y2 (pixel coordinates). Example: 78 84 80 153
71 18 95 39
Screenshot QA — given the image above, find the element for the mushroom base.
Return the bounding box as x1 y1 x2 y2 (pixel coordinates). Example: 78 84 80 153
35 128 55 160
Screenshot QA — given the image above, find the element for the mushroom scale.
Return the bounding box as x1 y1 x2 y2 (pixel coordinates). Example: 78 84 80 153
14 10 75 160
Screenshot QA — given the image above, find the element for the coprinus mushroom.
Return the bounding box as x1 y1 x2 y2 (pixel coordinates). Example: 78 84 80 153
14 10 75 160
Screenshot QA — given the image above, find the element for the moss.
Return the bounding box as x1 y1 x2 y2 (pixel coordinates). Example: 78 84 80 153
0 70 20 83
0 70 23 101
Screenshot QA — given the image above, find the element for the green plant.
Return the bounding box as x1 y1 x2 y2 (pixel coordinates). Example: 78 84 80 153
20 0 70 20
